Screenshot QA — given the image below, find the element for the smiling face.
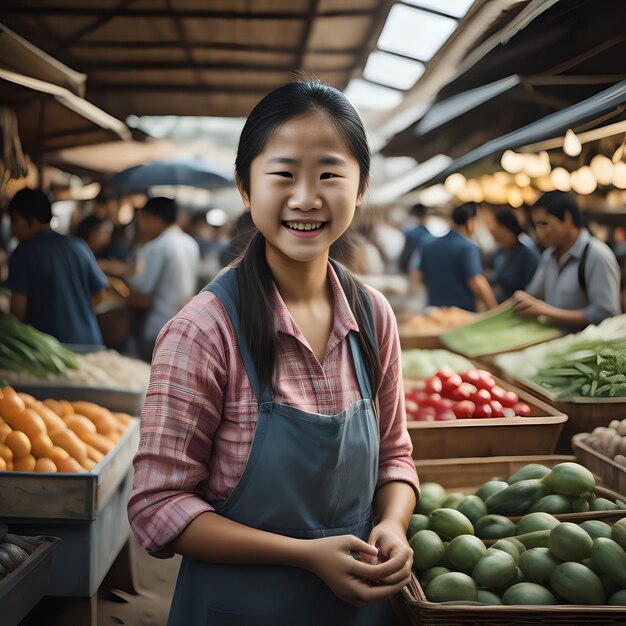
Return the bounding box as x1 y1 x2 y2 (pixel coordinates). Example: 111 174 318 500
238 111 365 266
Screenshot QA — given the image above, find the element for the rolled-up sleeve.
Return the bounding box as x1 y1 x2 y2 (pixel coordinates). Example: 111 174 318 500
128 315 227 558
584 246 622 324
371 292 420 499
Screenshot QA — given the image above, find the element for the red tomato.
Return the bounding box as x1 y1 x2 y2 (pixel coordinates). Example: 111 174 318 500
435 367 456 382
474 376 496 391
450 382 477 401
452 400 475 419
405 388 427 404
424 376 443 395
513 402 532 417
489 386 506 402
460 369 481 386
501 390 520 408
414 407 437 421
470 388 492 404
441 374 463 397
489 400 505 417
435 409 457 421
473 402 493 418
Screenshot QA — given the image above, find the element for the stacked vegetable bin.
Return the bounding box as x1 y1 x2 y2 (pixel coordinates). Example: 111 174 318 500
397 308 626 624
0 315 148 626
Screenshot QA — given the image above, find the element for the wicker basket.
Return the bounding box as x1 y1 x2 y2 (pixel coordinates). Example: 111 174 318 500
573 433 626 497
396 573 626 626
413 455 626 524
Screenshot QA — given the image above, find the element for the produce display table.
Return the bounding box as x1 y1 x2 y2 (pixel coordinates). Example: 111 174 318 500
0 418 140 625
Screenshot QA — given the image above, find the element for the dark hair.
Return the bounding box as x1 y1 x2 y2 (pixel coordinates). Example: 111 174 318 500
495 208 523 237
234 80 379 395
8 188 53 224
451 202 477 226
531 191 580 227
410 203 428 219
75 214 110 240
142 196 177 224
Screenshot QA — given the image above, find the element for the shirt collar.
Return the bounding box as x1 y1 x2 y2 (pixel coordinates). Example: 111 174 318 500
549 228 590 261
270 261 360 340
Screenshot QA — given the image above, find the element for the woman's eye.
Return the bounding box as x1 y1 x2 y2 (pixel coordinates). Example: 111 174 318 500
321 172 338 179
270 171 292 178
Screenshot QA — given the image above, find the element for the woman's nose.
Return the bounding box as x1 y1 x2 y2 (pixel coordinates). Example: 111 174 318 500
287 179 322 211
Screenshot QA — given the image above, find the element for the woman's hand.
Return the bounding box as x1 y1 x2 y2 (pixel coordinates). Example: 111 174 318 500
301 534 411 607
367 519 413 586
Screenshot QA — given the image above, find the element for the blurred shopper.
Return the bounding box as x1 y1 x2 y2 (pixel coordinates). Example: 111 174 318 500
75 214 116 259
512 191 621 329
5 188 107 344
399 203 434 274
127 196 200 361
417 202 497 311
488 208 540 302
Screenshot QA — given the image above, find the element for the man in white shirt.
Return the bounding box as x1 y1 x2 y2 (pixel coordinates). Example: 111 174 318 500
129 196 200 361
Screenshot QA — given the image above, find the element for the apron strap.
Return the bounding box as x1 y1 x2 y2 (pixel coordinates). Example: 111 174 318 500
202 268 270 405
329 259 377 401
203 262 378 404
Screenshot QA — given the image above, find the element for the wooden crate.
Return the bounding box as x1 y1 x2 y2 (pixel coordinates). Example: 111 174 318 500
0 418 139 521
573 433 626 497
414 454 626 524
396 572 626 626
400 333 442 350
478 360 626 454
406 376 566 459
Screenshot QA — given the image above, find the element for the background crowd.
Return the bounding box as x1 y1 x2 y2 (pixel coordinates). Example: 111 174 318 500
1 187 625 362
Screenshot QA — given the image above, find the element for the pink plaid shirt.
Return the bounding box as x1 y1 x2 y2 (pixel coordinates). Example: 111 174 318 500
128 264 419 557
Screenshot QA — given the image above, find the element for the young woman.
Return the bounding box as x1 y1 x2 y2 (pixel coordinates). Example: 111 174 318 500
128 80 419 625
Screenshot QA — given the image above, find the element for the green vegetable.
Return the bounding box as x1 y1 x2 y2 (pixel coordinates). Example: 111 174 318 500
0 314 78 377
440 306 560 357
401 349 473 379
531 338 626 399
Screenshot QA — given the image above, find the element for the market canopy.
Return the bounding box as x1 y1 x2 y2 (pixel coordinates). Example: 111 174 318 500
0 0 395 119
414 79 626 188
382 0 626 162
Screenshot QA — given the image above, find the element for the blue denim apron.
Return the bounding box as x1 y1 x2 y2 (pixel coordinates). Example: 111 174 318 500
167 266 399 626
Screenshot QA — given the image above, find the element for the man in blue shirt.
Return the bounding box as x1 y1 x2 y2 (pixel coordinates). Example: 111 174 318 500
417 202 497 312
512 191 621 330
400 203 434 273
6 188 108 345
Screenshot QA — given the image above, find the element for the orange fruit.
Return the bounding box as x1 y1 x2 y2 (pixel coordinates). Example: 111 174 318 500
55 457 84 473
34 457 57 473
11 408 46 440
48 445 70 466
30 433 54 459
0 443 12 463
5 430 31 459
13 454 36 472
0 422 12 443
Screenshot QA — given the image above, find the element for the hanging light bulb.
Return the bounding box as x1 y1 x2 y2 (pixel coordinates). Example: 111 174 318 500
522 186 539 205
535 175 555 192
514 172 530 187
493 171 511 185
501 150 524 174
589 154 614 186
612 133 626 163
507 187 524 208
466 179 483 203
444 173 466 195
570 166 596 195
563 129 582 157
613 161 626 189
550 167 571 192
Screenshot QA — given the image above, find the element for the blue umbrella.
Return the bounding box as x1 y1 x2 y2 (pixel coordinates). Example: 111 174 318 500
107 157 234 190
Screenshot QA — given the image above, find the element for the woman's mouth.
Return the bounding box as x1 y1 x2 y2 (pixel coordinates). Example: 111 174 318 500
282 221 327 237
